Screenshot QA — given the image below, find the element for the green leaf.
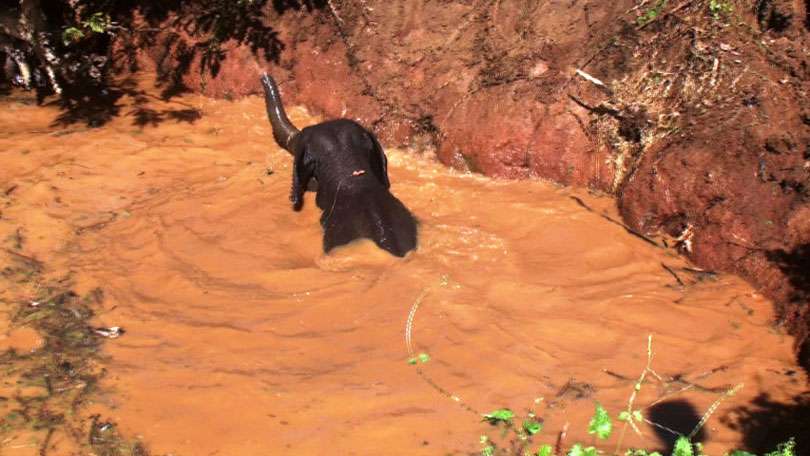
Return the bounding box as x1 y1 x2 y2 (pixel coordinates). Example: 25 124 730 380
618 411 631 422
536 445 553 456
480 434 494 456
62 27 84 45
636 0 668 26
84 12 110 33
568 444 598 456
523 419 543 436
482 409 515 425
727 451 756 456
407 353 430 365
633 410 644 422
708 0 733 20
588 402 613 440
765 439 796 456
672 437 694 456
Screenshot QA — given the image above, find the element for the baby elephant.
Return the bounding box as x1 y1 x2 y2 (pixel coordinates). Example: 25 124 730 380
260 73 418 257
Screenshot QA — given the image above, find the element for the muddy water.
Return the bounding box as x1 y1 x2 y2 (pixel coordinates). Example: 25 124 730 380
0 82 805 455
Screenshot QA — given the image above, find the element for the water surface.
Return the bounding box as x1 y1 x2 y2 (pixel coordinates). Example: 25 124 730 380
0 82 804 455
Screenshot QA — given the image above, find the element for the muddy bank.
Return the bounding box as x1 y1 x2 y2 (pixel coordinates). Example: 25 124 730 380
116 0 810 366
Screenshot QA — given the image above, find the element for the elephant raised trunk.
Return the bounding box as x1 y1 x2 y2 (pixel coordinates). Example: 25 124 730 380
260 73 299 153
258 71 418 257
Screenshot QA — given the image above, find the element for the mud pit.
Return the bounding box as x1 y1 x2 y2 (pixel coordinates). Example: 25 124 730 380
0 82 806 455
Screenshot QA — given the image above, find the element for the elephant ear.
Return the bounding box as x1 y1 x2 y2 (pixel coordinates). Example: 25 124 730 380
290 144 315 211
368 132 390 189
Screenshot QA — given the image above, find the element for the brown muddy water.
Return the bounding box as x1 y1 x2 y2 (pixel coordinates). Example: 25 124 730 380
0 80 806 455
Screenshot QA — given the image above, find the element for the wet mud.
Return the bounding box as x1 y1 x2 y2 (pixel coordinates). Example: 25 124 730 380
0 82 807 454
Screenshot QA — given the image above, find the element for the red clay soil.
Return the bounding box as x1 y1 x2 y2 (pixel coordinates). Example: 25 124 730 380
120 0 810 367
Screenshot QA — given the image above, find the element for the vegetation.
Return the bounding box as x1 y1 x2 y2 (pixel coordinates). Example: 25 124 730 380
406 321 797 456
1 249 148 454
475 402 796 456
636 0 669 27
708 1 734 21
2 0 312 125
474 378 794 456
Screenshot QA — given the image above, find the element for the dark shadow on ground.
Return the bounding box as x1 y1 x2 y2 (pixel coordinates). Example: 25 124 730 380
768 243 810 302
51 85 125 128
0 54 10 96
647 400 706 455
767 243 810 373
724 392 810 455
9 0 327 128
49 76 203 128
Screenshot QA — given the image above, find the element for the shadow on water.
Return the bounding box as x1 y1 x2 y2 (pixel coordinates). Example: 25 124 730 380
647 400 706 455
648 397 810 455
768 243 810 303
766 243 810 373
4 0 328 127
48 76 202 128
734 245 810 456
724 392 810 456
51 84 124 128
0 50 10 96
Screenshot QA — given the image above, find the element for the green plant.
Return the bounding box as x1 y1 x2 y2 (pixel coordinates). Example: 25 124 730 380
0 251 149 455
402 289 798 456
763 439 796 456
468 336 796 456
477 402 612 456
407 352 431 365
568 444 598 456
637 0 669 27
62 26 85 44
625 450 663 456
62 12 113 45
476 397 796 456
482 409 516 425
673 436 695 456
588 403 613 440
708 0 733 20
